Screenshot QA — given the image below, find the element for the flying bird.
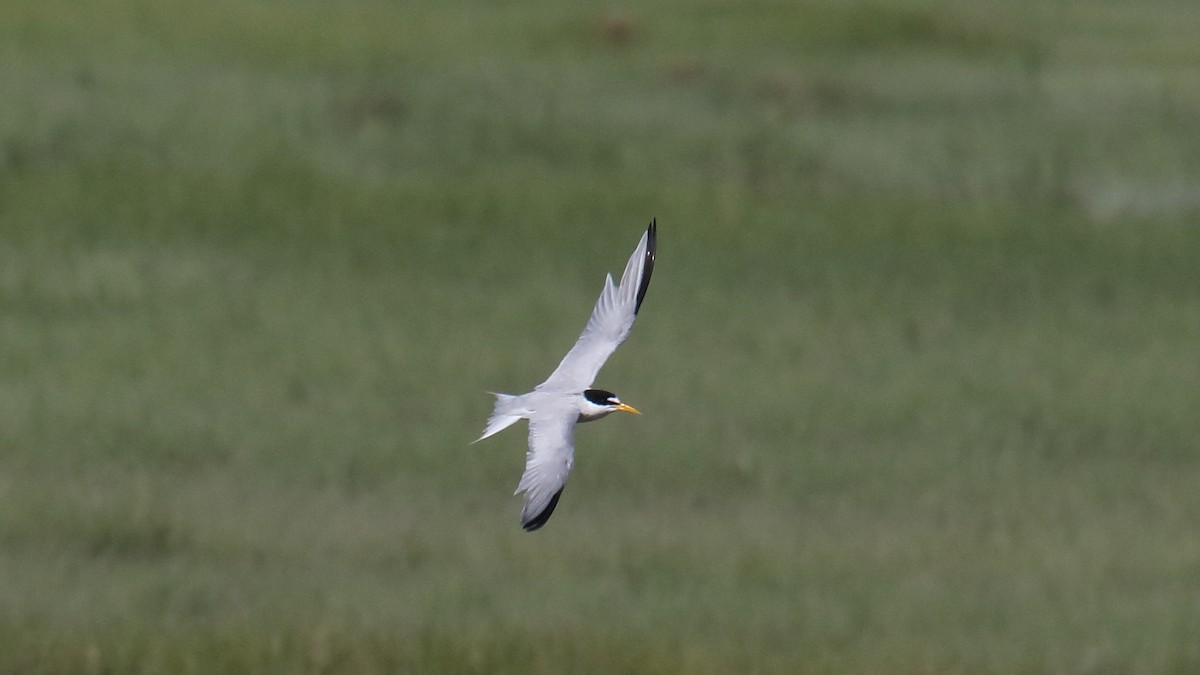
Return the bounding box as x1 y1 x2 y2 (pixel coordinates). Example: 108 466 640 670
476 220 657 531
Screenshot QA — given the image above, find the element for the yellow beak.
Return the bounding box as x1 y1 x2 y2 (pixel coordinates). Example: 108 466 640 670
614 402 642 415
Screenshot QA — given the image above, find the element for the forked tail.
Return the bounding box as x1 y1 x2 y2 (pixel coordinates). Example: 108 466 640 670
474 392 528 443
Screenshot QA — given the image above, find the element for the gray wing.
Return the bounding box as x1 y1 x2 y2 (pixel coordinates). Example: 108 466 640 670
536 220 656 393
515 411 577 531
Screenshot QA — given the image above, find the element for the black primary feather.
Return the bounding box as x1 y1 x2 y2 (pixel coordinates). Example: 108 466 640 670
522 488 564 532
634 219 656 315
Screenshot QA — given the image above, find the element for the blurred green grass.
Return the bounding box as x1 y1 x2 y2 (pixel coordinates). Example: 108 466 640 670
2 0 1200 672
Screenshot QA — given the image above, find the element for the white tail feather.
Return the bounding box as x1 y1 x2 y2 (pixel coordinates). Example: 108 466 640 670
474 393 528 443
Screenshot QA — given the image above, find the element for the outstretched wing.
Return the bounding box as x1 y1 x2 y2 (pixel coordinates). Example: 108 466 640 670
536 219 656 393
515 411 576 531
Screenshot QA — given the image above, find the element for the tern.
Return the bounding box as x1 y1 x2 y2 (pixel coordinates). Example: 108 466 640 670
476 220 657 531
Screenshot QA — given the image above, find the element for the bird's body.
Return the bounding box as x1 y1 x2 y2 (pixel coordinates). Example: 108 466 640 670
476 221 657 531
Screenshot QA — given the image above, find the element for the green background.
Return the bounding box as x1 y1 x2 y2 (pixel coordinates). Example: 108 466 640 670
2 0 1199 672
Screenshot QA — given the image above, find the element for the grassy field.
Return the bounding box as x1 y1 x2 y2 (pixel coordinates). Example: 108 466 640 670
3 0 1200 672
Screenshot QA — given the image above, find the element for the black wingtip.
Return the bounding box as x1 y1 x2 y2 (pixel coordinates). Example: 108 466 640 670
634 218 656 315
522 488 564 532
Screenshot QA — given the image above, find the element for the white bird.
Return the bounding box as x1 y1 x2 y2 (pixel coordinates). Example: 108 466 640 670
476 220 657 531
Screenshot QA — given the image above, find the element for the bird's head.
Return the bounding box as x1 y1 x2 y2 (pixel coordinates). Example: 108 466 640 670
580 388 641 421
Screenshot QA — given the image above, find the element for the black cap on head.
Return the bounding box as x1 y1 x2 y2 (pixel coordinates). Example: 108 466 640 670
583 388 618 405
